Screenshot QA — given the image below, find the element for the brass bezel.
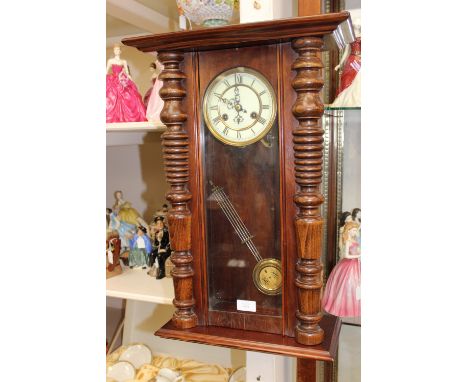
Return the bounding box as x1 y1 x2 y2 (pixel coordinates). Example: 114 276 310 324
203 67 277 147
252 258 282 296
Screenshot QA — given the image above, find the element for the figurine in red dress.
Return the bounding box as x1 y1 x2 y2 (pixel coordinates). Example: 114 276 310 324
106 44 147 123
336 37 360 95
332 10 361 107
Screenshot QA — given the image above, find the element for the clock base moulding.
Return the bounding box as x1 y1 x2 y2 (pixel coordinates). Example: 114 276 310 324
155 314 341 362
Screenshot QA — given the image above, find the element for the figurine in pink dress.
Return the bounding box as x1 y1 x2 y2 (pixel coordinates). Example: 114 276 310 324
143 62 158 107
106 44 147 123
322 220 361 317
146 58 164 123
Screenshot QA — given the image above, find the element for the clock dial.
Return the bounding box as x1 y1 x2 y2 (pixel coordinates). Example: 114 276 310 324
203 67 277 146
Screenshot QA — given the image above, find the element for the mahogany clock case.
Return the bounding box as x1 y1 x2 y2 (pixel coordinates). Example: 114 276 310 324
184 43 303 337
201 45 282 333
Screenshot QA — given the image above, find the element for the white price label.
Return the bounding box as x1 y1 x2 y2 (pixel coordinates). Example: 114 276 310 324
236 299 256 312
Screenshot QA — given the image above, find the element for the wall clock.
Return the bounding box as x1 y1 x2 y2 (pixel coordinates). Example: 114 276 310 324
123 12 351 382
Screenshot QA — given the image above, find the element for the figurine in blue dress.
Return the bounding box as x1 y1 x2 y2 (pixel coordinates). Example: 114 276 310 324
128 226 152 268
107 209 136 252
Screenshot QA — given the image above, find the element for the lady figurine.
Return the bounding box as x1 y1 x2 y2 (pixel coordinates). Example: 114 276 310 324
337 211 352 255
107 208 136 251
150 216 171 279
106 233 123 278
128 226 152 268
106 44 147 123
331 10 361 107
143 62 158 107
352 207 361 224
322 220 361 317
113 191 149 231
152 203 170 225
145 57 164 123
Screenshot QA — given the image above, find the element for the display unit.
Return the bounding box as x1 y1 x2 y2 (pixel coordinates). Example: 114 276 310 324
123 13 352 382
321 108 361 279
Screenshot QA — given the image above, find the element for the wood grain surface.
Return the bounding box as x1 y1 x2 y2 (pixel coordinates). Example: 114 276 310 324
291 37 326 346
159 51 198 329
122 13 349 53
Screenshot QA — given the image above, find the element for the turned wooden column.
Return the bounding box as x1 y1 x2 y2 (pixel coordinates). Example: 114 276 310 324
158 51 197 329
292 37 325 346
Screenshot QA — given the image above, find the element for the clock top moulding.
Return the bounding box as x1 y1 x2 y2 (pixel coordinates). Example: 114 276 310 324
122 13 349 52
123 12 349 362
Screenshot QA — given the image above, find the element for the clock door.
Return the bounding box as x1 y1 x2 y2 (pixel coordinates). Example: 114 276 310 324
198 45 283 334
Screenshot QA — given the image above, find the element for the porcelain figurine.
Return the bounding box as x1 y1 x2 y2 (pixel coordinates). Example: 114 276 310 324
106 233 123 278
338 210 352 255
143 62 158 107
128 226 152 269
106 44 147 123
107 208 136 252
331 10 361 107
113 191 149 231
352 207 361 224
152 203 169 225
322 220 361 317
150 216 171 279
146 58 165 123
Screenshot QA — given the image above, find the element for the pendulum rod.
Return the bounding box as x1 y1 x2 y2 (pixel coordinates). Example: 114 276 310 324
210 183 263 262
211 188 262 262
215 188 263 261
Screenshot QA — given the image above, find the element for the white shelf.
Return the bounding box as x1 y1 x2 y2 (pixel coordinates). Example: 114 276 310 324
106 122 166 146
106 121 166 132
106 266 174 304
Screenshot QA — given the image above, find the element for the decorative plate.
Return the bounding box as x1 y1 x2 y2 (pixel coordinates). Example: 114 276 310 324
119 344 152 369
228 366 246 382
107 361 136 382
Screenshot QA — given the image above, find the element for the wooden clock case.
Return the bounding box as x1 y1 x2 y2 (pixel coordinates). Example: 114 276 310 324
123 12 350 377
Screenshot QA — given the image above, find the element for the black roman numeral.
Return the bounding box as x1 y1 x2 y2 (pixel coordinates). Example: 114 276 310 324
259 90 266 96
223 127 229 135
237 131 242 139
235 73 242 84
258 116 266 125
262 104 270 109
223 79 230 87
213 116 221 125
